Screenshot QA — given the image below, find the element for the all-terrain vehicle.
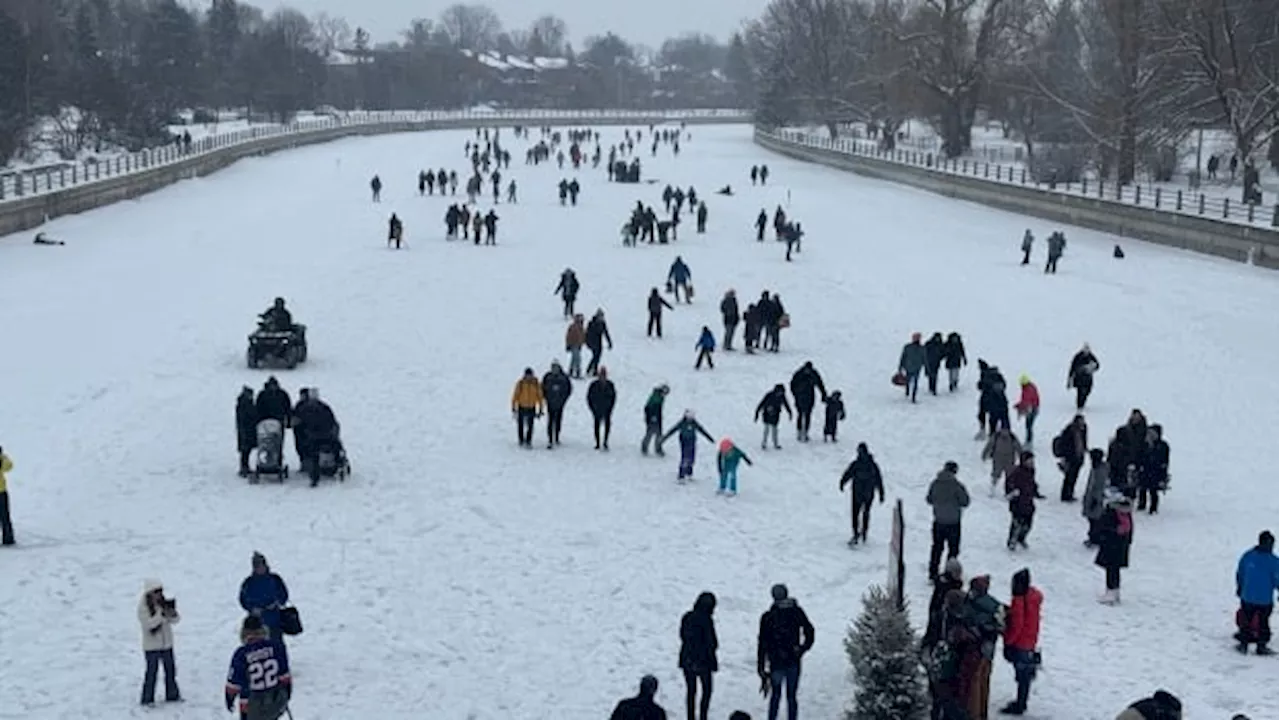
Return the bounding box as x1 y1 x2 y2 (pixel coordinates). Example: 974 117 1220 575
247 323 307 369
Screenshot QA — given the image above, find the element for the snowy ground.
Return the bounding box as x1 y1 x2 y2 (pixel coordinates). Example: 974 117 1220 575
0 124 1276 720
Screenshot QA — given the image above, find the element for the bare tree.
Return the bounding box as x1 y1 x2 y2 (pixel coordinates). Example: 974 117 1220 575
439 3 502 51
527 14 568 56
312 11 351 55
1153 0 1277 183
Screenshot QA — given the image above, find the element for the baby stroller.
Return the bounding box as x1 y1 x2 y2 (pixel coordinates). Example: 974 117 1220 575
304 429 350 486
252 418 289 482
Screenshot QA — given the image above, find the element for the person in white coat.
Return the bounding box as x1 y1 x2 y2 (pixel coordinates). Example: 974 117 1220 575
138 578 182 705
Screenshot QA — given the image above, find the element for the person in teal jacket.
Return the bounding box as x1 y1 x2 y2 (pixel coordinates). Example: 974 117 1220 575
1236 530 1279 654
716 438 753 496
663 410 715 482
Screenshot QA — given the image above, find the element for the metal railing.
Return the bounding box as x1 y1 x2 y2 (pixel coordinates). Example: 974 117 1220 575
760 128 1280 229
0 108 749 202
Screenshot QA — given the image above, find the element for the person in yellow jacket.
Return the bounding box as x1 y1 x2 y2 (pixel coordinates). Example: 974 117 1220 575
0 446 14 545
511 368 545 448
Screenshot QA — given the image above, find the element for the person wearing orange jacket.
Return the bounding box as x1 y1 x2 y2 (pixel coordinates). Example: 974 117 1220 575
1013 375 1040 446
511 368 545 448
1000 568 1042 715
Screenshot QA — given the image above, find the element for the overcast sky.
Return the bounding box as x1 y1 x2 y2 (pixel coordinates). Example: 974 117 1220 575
252 0 768 48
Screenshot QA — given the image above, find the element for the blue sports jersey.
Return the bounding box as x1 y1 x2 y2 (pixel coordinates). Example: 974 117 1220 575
225 637 292 710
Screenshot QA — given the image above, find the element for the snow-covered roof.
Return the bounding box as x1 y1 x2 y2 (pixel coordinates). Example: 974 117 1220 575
532 56 569 70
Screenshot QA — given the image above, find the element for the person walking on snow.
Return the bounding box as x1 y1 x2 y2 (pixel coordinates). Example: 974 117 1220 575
716 438 753 496
511 368 544 448
755 385 793 450
1135 425 1169 514
1067 344 1100 410
1004 452 1043 551
554 269 580 319
564 314 587 379
1020 229 1034 265
720 290 740 351
668 256 693 303
641 384 670 456
899 333 927 403
648 287 675 338
982 426 1022 497
926 461 971 581
587 367 617 450
1044 231 1066 273
695 326 716 369
0 446 13 545
1096 494 1134 604
1081 449 1109 546
138 579 181 706
679 592 719 720
999 569 1042 715
757 584 814 720
225 615 292 720
541 360 572 448
822 391 846 442
944 332 967 392
1014 375 1040 445
924 332 945 395
662 410 715 482
369 175 382 202
1235 530 1279 655
239 552 290 641
789 362 828 442
840 443 884 546
1053 414 1089 501
585 310 613 376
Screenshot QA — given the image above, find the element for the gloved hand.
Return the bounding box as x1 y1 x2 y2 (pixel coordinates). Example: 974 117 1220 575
758 673 770 698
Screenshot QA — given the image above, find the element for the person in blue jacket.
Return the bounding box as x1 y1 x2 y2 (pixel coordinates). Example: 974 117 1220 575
662 410 715 483
898 332 926 403
695 326 716 369
1235 531 1279 655
668 256 693 304
239 552 290 641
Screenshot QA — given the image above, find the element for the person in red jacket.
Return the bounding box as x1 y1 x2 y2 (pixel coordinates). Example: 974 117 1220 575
1004 452 1043 551
1000 568 1042 715
1013 375 1040 446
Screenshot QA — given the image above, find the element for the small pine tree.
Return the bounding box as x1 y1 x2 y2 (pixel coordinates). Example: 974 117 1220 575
845 584 928 720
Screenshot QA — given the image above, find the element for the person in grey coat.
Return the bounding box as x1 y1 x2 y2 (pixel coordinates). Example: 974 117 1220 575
898 333 927 403
1045 231 1066 273
926 461 971 581
1081 448 1109 547
1020 229 1033 265
982 427 1022 496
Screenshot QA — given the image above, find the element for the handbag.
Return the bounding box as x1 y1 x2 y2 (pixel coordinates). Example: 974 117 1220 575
279 606 303 636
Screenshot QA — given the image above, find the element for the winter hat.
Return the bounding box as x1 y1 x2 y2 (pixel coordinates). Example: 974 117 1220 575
856 442 869 455
1020 450 1035 462
970 575 991 593
1011 568 1031 595
1018 374 1030 386
523 367 534 376
943 557 963 579
598 366 608 378
251 552 268 569
1259 531 1275 550
242 614 265 634
638 675 659 697
719 438 733 453
1151 690 1180 711
684 409 695 419
943 460 959 473
550 358 561 369
770 583 789 601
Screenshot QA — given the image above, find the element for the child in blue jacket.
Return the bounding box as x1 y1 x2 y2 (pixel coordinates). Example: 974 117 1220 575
1236 530 1279 654
662 410 715 482
695 326 716 369
716 438 753 496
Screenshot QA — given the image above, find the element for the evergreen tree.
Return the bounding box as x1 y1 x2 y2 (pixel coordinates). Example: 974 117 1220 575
845 585 928 720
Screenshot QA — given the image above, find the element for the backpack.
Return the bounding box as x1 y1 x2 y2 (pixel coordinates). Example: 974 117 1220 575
1052 433 1068 459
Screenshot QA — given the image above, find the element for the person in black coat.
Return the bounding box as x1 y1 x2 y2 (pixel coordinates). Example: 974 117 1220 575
1135 425 1169 514
719 290 739 351
924 332 945 395
255 377 292 425
1067 344 1100 410
755 385 793 450
1053 414 1089 501
1095 495 1134 604
587 367 617 450
235 387 258 476
943 332 967 392
839 443 884 545
822 391 846 442
554 269 580 319
679 592 718 720
757 584 814 720
742 303 760 353
648 288 675 338
788 362 828 442
976 362 1010 437
541 361 573 448
755 209 767 241
610 675 667 720
585 310 613 376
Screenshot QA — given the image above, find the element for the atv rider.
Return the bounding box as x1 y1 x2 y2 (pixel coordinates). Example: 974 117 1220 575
259 298 294 332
